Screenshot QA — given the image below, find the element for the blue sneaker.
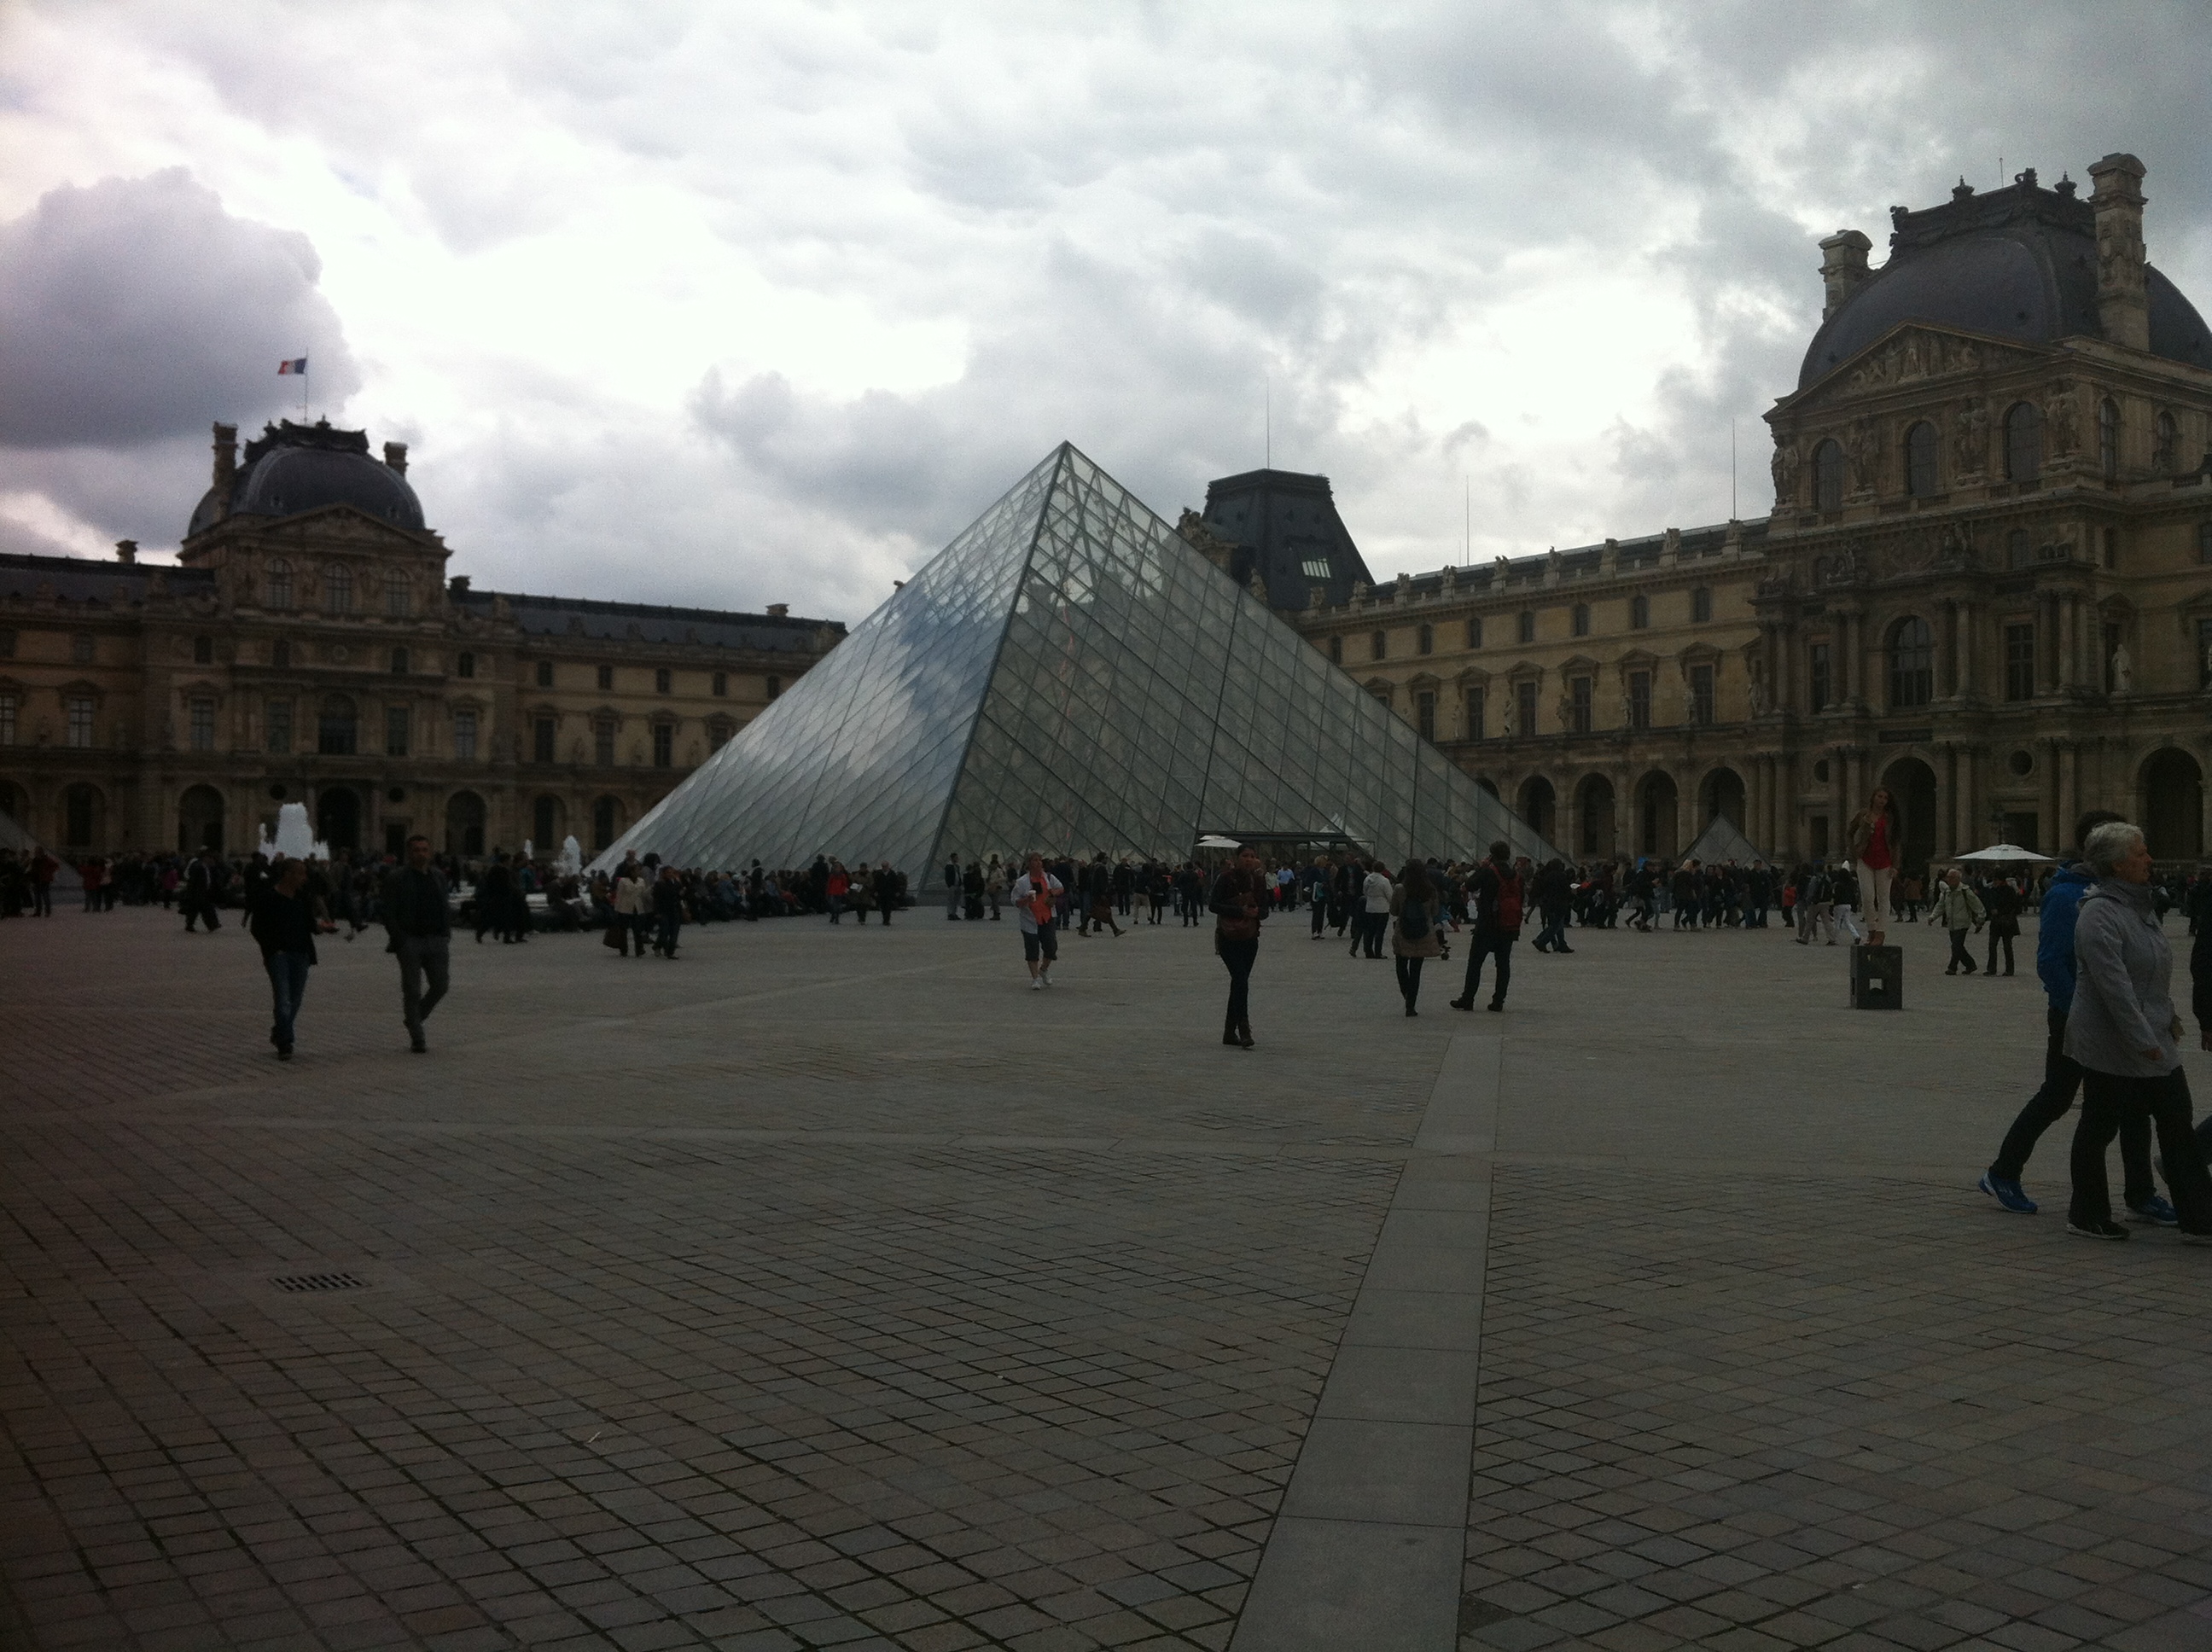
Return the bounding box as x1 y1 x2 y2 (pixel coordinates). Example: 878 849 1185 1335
1980 1173 2038 1214
2127 1195 2180 1227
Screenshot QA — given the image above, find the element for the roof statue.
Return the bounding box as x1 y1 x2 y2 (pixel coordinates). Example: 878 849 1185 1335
591 444 1553 887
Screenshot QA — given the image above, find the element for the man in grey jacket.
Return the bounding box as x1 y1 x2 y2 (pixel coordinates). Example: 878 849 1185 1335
2064 820 2212 1241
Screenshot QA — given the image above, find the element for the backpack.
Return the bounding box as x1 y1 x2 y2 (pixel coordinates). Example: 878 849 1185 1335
1400 899 1430 942
1493 870 1523 933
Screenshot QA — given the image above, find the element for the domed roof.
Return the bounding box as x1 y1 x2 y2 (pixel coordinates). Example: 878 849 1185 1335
1798 172 2212 388
187 420 425 538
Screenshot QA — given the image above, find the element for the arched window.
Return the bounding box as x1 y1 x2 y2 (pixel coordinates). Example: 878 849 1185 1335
2005 402 2043 483
390 647 409 675
325 563 353 614
1417 623 1434 655
1465 616 1483 649
1516 610 1534 645
1813 439 1846 510
265 558 293 609
1629 593 1650 630
385 571 410 617
1370 631 1387 661
2098 398 2120 480
1905 422 1940 497
2156 410 2180 473
2007 528 2031 570
1888 617 1934 709
1571 603 1590 637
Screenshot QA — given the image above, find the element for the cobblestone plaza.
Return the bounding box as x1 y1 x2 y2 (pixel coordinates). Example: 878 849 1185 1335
6 909 2212 1651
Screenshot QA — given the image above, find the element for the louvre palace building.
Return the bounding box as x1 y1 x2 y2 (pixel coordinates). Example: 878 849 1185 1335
1284 152 2212 869
0 420 841 860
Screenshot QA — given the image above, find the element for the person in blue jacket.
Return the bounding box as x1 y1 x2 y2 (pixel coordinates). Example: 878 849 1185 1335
1980 838 2169 1219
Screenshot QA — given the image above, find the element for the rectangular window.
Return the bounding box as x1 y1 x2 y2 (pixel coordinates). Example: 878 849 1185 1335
709 723 731 752
2199 522 2212 564
713 672 728 696
72 634 94 664
454 710 478 762
1569 675 1592 734
1516 679 1537 736
1628 671 1651 730
655 666 672 694
0 630 15 659
651 724 673 768
1691 586 1713 623
1301 557 1331 579
385 706 410 757
1465 687 1485 741
2198 619 2212 690
0 693 14 745
266 698 293 755
1810 815 1831 860
597 664 614 691
1328 635 1342 664
595 720 615 766
1689 664 1715 725
1466 617 1482 650
2005 624 2037 701
1808 643 1831 713
535 660 553 688
533 715 556 764
1416 690 1435 741
67 695 95 748
1516 611 1534 645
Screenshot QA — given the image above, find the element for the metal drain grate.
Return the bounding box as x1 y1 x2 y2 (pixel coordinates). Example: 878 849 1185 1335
270 1271 367 1293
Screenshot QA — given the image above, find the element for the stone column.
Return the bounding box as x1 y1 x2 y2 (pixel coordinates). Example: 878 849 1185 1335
1960 601 1979 701
1939 601 1958 701
2058 741 2079 851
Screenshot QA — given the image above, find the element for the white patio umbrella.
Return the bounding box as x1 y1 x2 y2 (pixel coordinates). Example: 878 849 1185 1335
1194 834 1242 850
1953 843 2056 863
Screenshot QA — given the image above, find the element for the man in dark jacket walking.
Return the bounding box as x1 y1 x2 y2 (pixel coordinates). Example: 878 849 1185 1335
183 846 222 932
652 865 686 957
383 835 451 1053
1451 841 1524 1013
1980 852 2167 1219
249 857 321 1060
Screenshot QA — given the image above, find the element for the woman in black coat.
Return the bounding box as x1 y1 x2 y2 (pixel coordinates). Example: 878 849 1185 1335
1982 874 2023 977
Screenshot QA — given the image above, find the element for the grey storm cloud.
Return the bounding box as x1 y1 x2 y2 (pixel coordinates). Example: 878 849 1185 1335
0 169 360 449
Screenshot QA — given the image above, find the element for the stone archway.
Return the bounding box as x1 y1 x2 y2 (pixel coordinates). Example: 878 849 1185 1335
317 788 362 855
2142 748 2203 860
446 791 487 858
178 784 225 854
1636 771 1679 858
1516 775 1557 845
1877 756 1938 878
1699 766 1746 829
1575 773 1616 859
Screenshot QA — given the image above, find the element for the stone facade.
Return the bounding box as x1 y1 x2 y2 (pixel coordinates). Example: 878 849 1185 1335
1289 154 2212 868
0 421 842 859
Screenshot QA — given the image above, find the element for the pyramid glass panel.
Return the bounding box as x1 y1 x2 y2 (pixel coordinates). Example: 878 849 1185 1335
595 443 1553 884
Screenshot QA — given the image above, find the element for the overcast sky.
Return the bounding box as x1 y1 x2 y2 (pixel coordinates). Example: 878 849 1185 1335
2 3 2205 621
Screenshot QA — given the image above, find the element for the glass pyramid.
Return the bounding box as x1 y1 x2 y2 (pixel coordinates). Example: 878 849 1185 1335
595 444 1552 885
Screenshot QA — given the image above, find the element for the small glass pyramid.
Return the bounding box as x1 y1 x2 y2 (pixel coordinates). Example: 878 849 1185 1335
596 444 1552 884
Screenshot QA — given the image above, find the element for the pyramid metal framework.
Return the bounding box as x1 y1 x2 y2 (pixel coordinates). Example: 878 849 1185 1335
593 444 1551 887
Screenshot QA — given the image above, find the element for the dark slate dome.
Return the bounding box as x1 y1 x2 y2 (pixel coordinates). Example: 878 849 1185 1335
188 420 425 538
1799 172 2212 388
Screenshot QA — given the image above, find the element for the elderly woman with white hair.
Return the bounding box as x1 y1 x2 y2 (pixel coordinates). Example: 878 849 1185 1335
2064 819 2212 1241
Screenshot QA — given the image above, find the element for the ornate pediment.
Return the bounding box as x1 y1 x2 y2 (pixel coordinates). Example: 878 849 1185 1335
1794 323 2049 412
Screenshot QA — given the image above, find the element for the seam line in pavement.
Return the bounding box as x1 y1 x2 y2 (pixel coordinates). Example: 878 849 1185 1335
1228 1031 1500 1652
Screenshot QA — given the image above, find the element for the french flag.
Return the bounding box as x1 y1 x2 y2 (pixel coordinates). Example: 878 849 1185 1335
277 357 307 375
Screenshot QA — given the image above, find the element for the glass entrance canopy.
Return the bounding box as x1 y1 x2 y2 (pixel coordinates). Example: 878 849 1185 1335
593 444 1551 887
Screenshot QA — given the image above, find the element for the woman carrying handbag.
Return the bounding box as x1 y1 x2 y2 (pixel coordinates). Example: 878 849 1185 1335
1389 859 1445 1016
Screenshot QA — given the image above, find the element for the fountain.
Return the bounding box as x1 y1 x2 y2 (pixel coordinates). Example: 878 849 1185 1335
555 835 583 877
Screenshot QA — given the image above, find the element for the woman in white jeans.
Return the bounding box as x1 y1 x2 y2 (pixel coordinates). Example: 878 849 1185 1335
1846 787 1896 945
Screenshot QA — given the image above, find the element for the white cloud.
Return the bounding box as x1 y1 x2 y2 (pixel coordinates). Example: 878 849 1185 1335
1 0 2208 620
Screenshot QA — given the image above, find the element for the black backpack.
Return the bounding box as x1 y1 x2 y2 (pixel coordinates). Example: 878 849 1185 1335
1400 898 1430 942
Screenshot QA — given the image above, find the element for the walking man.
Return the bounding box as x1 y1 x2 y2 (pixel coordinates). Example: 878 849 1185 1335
1981 843 2171 1220
249 856 322 1061
945 853 963 919
1011 852 1062 989
1451 841 1525 1013
1930 866 1985 974
383 834 451 1054
1211 845 1268 1047
183 846 222 931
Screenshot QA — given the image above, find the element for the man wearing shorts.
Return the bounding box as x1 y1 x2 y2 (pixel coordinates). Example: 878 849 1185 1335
1011 853 1062 989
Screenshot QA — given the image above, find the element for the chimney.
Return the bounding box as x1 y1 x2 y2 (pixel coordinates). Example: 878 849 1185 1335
1818 230 1873 319
114 539 137 564
2088 152 2150 351
766 602 789 618
209 422 238 525
383 440 409 474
